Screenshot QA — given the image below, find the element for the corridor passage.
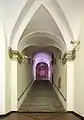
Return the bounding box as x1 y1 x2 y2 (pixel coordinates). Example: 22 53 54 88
19 80 65 112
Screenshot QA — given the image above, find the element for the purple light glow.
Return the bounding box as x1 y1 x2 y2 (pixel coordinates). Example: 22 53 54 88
33 52 52 81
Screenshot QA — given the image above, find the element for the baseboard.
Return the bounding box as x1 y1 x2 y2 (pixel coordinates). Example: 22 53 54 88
67 111 84 120
18 79 34 101
0 111 17 118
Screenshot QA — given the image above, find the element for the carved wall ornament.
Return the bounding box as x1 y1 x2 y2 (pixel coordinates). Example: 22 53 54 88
8 47 32 64
62 40 80 65
62 49 76 65
8 47 23 64
70 40 80 50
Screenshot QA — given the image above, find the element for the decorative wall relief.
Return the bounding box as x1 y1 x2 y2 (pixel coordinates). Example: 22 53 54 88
62 49 76 65
8 47 23 64
62 40 80 65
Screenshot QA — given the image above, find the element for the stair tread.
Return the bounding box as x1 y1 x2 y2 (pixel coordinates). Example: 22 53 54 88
19 80 65 112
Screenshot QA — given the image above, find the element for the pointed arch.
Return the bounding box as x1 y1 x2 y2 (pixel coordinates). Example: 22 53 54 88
10 0 74 51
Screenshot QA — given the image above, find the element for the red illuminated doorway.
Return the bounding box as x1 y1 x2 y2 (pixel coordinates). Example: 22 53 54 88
36 62 48 80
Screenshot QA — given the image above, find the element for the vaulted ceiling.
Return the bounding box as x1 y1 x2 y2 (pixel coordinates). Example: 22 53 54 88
22 46 61 58
1 0 84 55
20 5 63 40
1 0 84 40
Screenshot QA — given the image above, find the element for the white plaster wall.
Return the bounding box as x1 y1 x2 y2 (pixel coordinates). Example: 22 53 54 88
74 21 84 117
0 21 6 114
17 59 33 100
53 58 67 99
67 61 74 111
0 0 27 44
0 20 12 114
10 53 33 111
11 61 18 111
53 58 74 111
57 0 84 40
5 41 11 113
53 57 67 109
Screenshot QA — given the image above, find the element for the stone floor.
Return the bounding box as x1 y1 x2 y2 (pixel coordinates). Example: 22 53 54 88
19 80 65 112
1 112 81 120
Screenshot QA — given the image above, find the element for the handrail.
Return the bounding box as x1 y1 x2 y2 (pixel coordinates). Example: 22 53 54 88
53 83 66 102
18 79 34 101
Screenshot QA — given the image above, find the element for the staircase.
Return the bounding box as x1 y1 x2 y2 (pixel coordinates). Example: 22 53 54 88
19 80 65 112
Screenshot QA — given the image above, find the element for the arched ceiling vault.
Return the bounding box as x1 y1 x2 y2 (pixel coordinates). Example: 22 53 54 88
1 0 84 46
10 0 75 51
18 32 66 53
22 46 61 58
20 5 64 41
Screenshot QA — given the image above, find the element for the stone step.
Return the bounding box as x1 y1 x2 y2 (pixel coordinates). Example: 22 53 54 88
19 80 65 112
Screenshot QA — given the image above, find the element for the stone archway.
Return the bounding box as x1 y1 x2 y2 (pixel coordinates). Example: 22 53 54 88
9 0 75 112
36 62 48 80
10 1 74 51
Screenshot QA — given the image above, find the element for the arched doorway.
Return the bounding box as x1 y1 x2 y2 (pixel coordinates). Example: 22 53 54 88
36 62 48 80
33 52 52 82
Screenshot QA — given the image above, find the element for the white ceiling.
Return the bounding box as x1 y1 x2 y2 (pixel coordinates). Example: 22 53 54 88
18 34 66 53
20 4 63 40
1 0 84 53
1 0 84 41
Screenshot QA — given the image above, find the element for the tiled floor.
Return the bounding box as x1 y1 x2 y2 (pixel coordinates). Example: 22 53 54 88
1 112 81 120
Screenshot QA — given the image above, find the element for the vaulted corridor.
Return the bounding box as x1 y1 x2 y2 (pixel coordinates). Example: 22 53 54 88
19 80 65 112
0 0 84 119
